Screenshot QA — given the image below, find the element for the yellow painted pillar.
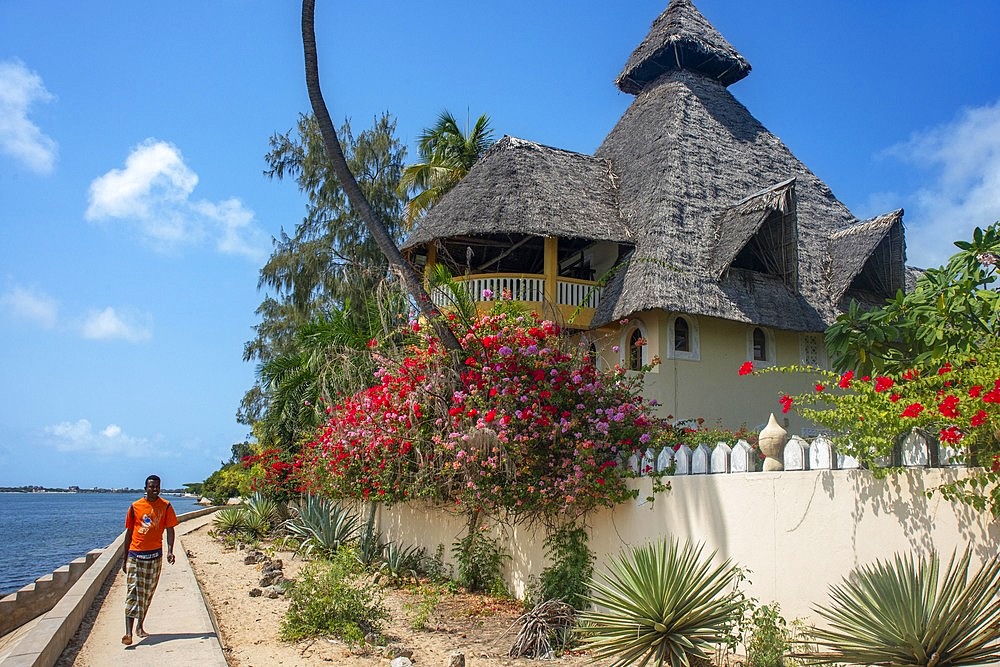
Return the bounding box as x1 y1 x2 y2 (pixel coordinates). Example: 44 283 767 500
544 237 557 305
423 243 437 290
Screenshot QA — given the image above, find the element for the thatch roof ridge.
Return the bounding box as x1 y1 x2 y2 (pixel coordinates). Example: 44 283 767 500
828 209 905 300
616 0 751 94
402 135 634 250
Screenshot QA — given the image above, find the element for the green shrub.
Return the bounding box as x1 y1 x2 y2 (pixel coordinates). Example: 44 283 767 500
452 532 509 594
578 537 742 667
804 548 1000 667
280 549 389 643
404 584 441 630
745 602 790 667
532 525 594 611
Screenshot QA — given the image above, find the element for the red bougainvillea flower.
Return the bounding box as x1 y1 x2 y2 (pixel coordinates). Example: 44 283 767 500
939 425 964 444
992 455 1000 473
838 370 854 388
889 393 901 403
815 383 825 392
874 376 894 393
862 375 871 382
902 369 920 381
938 395 960 418
367 338 378 349
983 387 1000 403
739 361 754 376
901 402 925 418
971 410 988 427
779 394 793 413
938 362 953 376
969 385 983 398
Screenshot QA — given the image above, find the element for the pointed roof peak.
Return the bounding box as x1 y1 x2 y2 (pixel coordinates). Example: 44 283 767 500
616 0 751 95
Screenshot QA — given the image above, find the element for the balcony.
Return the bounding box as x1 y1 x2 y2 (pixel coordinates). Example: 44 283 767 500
430 272 603 329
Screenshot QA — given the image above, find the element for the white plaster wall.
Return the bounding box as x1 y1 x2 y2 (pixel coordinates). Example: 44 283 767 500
378 468 1000 624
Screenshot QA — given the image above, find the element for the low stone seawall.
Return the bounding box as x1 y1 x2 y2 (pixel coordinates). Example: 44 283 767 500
0 506 218 667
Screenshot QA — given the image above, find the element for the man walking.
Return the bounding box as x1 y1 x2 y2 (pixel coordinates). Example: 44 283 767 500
121 474 178 645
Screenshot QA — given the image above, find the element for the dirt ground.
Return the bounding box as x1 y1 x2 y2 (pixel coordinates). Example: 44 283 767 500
183 522 619 667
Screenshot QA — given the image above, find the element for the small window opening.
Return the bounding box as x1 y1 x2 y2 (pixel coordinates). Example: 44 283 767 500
628 329 644 370
674 317 690 352
753 327 767 361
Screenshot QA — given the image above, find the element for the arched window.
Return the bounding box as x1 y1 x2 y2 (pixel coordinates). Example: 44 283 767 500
628 328 644 370
752 327 767 361
673 317 690 352
666 314 700 361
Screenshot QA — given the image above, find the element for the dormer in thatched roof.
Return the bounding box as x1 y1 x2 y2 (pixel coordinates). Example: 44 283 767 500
829 210 906 305
616 0 751 94
711 179 798 288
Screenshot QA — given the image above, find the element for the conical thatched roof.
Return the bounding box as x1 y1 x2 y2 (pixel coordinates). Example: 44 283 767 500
403 1 908 334
402 136 634 250
616 0 751 94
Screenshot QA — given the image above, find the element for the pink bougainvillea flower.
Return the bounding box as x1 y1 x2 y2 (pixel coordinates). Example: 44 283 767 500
901 402 925 418
779 394 793 413
971 410 988 427
838 370 854 388
738 361 754 376
874 376 894 393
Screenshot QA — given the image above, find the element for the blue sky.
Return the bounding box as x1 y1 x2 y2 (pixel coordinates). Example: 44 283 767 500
2 1 998 489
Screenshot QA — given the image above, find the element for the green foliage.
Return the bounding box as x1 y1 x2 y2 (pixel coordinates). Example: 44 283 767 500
213 506 249 534
282 494 360 558
398 110 494 226
532 525 594 611
578 537 743 667
804 548 1000 667
202 464 249 505
244 492 285 538
745 603 791 667
826 222 1000 375
375 541 426 587
423 544 453 585
404 584 441 630
452 531 510 594
280 549 389 643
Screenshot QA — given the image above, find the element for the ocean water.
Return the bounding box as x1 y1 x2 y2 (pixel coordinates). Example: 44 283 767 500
0 492 204 597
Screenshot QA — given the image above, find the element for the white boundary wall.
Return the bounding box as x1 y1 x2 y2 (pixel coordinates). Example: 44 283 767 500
376 467 1000 623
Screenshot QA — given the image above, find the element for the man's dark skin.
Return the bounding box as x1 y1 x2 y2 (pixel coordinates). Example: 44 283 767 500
122 477 175 640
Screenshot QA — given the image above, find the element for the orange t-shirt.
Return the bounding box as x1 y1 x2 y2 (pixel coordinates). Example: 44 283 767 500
125 497 179 552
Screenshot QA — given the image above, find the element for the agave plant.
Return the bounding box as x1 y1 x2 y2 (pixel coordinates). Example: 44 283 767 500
803 548 1000 667
282 494 360 558
577 537 742 667
375 541 425 587
213 506 249 534
244 492 285 538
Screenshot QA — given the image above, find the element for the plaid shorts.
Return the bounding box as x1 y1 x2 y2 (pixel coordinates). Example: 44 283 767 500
124 552 163 621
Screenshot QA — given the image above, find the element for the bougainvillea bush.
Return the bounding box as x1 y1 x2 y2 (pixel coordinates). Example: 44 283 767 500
292 306 657 524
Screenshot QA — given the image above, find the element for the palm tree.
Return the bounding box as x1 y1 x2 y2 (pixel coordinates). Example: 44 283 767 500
300 0 461 352
398 111 495 226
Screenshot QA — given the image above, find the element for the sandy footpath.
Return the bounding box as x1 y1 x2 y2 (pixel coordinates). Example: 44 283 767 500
181 521 617 666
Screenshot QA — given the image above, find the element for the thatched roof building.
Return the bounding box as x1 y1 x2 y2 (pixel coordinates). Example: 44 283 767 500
403 0 907 333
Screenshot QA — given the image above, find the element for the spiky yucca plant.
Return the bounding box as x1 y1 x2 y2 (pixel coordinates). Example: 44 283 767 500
213 506 248 533
804 548 1000 666
282 494 359 558
578 537 742 667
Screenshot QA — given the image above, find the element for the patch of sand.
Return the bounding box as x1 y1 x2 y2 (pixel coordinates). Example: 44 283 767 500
182 523 615 666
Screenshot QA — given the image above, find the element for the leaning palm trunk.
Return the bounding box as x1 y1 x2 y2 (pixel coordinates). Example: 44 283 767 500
802 548 1000 667
300 0 462 353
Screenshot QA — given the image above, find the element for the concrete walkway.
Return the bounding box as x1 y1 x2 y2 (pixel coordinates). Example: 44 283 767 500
54 514 227 667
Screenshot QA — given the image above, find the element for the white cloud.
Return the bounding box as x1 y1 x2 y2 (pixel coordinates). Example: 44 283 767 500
86 139 267 260
1 285 58 328
0 59 58 174
884 100 1000 268
44 419 160 458
81 306 152 343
